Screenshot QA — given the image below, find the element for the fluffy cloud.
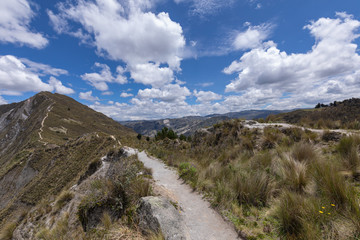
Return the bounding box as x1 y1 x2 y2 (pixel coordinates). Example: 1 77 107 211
91 97 228 121
79 91 99 101
0 55 73 95
49 0 185 87
224 13 360 108
81 63 127 91
233 23 273 50
0 0 48 48
193 90 222 102
129 62 174 87
48 77 75 94
137 84 191 102
120 92 134 98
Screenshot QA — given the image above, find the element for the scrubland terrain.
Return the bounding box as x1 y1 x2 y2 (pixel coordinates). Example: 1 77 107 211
2 93 360 240
144 119 360 239
270 98 360 130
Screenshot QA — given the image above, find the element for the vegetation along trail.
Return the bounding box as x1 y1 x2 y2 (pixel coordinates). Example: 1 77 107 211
136 150 241 240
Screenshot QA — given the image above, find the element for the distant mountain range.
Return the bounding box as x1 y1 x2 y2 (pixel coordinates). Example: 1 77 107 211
120 110 291 136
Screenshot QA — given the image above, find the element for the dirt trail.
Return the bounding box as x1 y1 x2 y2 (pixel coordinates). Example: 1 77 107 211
243 120 358 136
136 150 240 240
38 105 53 145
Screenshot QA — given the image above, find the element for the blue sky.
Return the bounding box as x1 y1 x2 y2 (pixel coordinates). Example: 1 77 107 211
0 0 360 120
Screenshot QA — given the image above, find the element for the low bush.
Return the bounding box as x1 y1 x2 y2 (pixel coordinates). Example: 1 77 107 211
179 162 198 188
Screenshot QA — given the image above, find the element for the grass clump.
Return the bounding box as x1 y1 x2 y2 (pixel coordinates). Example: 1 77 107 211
291 142 317 162
77 154 152 232
337 136 360 175
280 157 309 193
54 190 74 211
275 192 319 239
234 171 272 207
36 213 70 240
0 222 17 240
179 162 198 188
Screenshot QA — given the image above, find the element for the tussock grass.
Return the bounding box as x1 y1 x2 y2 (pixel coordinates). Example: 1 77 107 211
234 171 272 207
36 213 70 240
0 222 17 240
55 190 74 211
337 136 360 174
101 211 112 230
280 156 309 193
144 119 360 239
292 142 317 162
275 191 319 239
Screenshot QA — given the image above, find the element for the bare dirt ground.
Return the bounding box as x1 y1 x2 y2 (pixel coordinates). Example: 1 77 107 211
136 150 241 240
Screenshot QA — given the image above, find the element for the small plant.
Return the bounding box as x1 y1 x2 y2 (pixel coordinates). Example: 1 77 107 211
55 190 74 210
178 162 198 187
0 222 17 240
280 157 309 193
292 142 317 162
337 136 360 174
234 171 272 207
101 211 112 230
275 191 319 239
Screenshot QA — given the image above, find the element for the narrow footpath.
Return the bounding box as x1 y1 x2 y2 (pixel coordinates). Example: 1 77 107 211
137 151 240 240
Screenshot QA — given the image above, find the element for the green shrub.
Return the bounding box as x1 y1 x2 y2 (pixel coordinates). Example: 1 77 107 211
178 162 198 187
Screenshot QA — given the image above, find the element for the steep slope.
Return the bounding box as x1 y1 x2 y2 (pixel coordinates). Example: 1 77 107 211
121 110 289 137
0 92 136 227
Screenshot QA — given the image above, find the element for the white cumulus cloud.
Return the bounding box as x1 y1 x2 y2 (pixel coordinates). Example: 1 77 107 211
79 91 99 101
0 0 48 48
81 63 127 91
137 84 191 103
49 77 75 95
224 13 360 108
233 23 273 50
0 55 73 95
120 92 134 98
193 90 222 102
49 0 185 88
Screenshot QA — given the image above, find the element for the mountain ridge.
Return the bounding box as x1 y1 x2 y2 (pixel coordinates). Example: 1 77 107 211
0 92 136 227
121 109 292 136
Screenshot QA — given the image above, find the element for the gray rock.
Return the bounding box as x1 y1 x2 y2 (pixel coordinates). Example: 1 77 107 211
137 196 188 240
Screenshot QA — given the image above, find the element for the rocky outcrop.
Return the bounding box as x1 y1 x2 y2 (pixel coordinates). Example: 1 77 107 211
137 196 188 240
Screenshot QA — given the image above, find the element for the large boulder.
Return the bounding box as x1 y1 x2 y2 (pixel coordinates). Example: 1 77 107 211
137 196 188 240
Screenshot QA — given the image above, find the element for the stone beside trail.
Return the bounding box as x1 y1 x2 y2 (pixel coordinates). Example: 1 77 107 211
136 151 240 240
137 196 188 240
